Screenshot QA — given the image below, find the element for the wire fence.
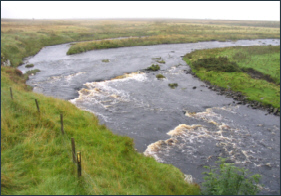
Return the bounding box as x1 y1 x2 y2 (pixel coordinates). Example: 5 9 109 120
3 87 100 193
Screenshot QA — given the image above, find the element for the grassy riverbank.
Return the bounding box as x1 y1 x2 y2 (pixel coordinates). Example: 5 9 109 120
1 66 201 195
183 46 280 109
67 20 280 55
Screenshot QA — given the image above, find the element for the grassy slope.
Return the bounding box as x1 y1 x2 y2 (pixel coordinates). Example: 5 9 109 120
183 46 280 109
1 66 200 195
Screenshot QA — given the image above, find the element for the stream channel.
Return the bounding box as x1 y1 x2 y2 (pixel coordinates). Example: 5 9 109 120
19 39 280 194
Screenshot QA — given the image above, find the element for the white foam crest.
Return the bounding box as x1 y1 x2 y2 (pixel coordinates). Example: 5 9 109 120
70 72 153 114
70 72 149 123
167 124 202 136
146 105 268 166
185 106 238 132
109 72 147 83
143 140 166 163
72 80 131 110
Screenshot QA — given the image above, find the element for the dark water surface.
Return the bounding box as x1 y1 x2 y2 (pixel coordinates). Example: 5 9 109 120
19 39 280 194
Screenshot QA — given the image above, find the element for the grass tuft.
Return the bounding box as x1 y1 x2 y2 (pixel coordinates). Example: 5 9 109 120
169 83 178 89
146 64 160 71
25 64 34 68
156 74 166 79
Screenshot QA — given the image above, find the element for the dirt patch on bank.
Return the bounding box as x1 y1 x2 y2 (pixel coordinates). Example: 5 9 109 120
242 67 277 84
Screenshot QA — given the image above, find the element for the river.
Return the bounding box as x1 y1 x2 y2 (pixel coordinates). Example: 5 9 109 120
18 39 280 194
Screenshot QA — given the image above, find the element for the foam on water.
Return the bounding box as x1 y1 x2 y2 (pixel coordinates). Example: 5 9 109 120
69 72 147 121
144 105 280 193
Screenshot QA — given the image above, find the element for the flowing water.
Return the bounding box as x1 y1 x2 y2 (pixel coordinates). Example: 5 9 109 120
19 39 280 194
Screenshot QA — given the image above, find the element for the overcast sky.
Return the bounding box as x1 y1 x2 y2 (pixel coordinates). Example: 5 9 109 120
1 1 280 21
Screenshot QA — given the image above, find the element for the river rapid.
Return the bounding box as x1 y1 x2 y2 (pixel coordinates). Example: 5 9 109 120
18 39 280 194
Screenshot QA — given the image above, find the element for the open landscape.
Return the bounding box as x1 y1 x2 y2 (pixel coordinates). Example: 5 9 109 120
1 17 280 195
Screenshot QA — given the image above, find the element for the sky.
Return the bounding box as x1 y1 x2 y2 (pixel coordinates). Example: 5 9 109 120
1 1 280 21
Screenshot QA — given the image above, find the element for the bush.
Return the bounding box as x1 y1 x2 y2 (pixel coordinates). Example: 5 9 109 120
201 158 262 195
146 64 160 71
192 57 241 72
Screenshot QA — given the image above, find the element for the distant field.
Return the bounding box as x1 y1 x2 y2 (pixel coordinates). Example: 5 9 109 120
66 20 280 54
1 19 280 65
183 46 280 109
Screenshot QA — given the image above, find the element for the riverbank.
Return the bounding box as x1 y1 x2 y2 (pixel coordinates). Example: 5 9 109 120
66 28 280 55
183 46 280 115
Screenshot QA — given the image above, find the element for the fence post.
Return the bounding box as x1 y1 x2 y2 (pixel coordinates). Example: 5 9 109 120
35 99 40 113
60 113 65 135
10 87 13 100
71 138 76 163
77 151 82 177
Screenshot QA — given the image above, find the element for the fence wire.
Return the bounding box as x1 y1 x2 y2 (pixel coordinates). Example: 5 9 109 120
3 87 101 193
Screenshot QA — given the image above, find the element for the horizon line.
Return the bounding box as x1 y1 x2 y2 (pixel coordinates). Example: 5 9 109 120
1 17 280 22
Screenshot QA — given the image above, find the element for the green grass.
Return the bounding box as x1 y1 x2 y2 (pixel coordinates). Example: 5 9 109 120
183 46 280 109
1 66 201 195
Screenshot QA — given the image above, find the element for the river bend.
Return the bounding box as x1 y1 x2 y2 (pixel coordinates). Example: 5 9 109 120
19 39 280 194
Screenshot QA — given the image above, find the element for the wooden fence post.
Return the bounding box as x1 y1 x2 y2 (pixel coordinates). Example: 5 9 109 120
71 138 76 163
35 99 40 113
77 151 82 177
60 113 65 135
10 87 13 100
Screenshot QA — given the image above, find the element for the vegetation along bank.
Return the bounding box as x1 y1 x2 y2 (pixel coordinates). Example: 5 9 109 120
183 45 280 115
